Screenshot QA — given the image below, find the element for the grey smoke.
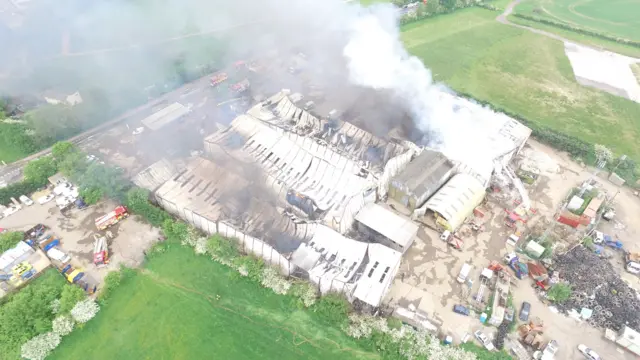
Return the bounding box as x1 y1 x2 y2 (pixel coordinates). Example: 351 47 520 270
1 0 510 169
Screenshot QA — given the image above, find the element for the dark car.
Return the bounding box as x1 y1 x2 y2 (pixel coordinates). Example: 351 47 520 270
519 302 531 321
453 304 470 316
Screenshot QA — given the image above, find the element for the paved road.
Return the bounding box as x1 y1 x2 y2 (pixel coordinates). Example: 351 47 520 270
0 74 215 184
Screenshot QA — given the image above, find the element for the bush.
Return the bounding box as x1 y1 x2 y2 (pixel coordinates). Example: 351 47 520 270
233 255 265 283
51 315 74 336
0 271 66 359
23 156 58 184
206 234 240 262
100 270 123 301
125 188 170 226
79 186 103 205
312 293 351 326
58 285 86 314
0 179 46 205
20 332 61 360
70 299 100 323
0 231 24 253
548 283 572 303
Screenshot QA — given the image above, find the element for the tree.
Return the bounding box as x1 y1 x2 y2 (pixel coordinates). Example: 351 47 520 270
548 283 572 303
594 144 613 163
0 231 24 253
57 151 88 181
0 122 37 155
79 186 103 205
58 285 86 314
70 299 100 323
78 163 129 201
51 316 74 336
24 105 81 144
51 141 78 160
20 332 61 360
23 156 58 184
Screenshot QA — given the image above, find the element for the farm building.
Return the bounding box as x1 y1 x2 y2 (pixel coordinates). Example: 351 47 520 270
354 203 419 253
420 173 486 231
387 149 454 213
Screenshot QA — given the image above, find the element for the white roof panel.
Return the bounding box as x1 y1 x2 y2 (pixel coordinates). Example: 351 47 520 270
355 203 418 248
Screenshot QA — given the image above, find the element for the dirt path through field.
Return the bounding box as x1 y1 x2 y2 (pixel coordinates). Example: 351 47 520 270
496 0 576 42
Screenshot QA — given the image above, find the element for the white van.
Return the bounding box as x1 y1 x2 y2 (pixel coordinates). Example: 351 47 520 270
19 195 34 206
457 263 472 284
626 261 640 275
47 248 71 264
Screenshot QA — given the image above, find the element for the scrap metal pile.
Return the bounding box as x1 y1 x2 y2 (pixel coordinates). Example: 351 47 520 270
553 246 640 330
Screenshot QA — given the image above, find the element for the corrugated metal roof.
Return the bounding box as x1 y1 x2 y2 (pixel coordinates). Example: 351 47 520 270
391 149 454 197
141 102 190 130
425 173 486 230
355 203 418 248
353 243 402 307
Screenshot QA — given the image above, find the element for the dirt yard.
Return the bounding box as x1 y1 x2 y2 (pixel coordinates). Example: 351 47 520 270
384 139 639 359
0 199 160 285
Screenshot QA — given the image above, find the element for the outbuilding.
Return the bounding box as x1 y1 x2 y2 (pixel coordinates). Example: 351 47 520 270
423 173 486 231
387 149 454 213
355 203 419 253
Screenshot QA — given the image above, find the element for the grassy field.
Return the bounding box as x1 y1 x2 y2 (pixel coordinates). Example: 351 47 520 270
0 143 29 163
513 0 640 42
49 245 377 360
632 63 640 83
508 14 640 58
401 8 640 161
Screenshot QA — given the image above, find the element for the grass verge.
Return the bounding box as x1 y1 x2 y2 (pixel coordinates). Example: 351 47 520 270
49 245 377 360
400 8 640 162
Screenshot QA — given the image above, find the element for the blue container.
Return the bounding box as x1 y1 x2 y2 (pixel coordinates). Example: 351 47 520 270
480 312 488 324
43 239 60 252
443 336 453 345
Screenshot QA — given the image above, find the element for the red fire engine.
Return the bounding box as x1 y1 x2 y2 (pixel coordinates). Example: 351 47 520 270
95 206 129 231
230 79 250 93
93 233 109 267
210 73 228 87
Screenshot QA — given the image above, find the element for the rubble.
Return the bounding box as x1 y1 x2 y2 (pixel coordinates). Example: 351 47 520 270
553 246 640 330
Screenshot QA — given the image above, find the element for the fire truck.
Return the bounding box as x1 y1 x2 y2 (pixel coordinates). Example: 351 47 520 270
230 79 250 94
210 73 228 87
95 205 129 231
93 233 109 267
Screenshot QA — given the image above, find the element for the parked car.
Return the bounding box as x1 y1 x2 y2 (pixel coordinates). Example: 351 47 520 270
38 193 55 204
519 302 531 322
3 205 21 217
453 304 470 316
473 330 495 351
592 230 604 244
19 195 34 206
132 127 145 135
577 344 601 360
47 247 71 264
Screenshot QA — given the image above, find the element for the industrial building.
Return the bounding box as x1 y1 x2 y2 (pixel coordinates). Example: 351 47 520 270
387 149 454 213
355 203 419 253
419 173 487 231
136 88 533 309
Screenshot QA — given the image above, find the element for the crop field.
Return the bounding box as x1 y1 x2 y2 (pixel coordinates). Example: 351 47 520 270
401 8 640 161
513 0 640 42
49 245 377 360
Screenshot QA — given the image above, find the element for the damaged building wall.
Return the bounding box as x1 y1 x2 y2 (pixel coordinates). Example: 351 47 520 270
388 149 454 212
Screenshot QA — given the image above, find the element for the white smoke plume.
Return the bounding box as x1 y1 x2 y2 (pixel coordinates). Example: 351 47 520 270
342 5 514 178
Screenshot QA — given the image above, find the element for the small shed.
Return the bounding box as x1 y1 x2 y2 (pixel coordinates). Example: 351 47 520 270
423 174 486 231
525 241 546 258
355 203 419 253
48 173 67 186
388 149 454 212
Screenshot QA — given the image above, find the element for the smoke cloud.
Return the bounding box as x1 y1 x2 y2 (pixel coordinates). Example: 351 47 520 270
0 0 512 172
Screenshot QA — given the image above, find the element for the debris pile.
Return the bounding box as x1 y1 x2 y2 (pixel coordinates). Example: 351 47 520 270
553 246 640 330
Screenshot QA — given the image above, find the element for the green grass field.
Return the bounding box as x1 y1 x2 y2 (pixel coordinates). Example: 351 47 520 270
49 245 377 360
401 8 640 161
632 63 640 83
513 0 640 42
508 14 640 58
0 144 29 163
